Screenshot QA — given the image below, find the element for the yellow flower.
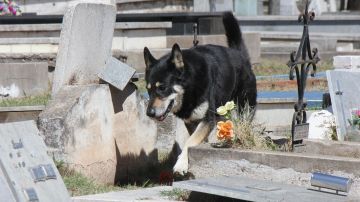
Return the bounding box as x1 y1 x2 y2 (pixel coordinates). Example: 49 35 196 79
216 120 234 141
216 106 228 116
224 101 235 111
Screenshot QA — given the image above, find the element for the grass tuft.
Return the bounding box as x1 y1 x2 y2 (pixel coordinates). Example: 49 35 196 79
55 161 133 196
230 104 276 150
0 93 51 107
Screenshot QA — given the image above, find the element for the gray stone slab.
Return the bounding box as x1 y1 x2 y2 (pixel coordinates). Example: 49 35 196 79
326 70 360 140
98 57 135 91
0 120 70 202
52 2 116 95
0 62 48 97
173 175 346 202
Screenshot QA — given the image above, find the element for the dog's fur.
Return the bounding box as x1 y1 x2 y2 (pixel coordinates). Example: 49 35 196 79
143 12 257 174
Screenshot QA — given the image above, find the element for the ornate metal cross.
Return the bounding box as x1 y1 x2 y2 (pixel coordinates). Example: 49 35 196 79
287 0 320 148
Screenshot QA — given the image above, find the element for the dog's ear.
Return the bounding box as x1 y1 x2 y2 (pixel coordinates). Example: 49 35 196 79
144 47 156 69
171 43 184 69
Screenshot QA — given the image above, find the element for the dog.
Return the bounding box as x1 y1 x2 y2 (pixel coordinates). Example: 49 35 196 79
143 12 257 175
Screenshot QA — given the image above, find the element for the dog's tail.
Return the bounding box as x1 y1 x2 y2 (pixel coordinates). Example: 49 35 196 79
223 11 243 50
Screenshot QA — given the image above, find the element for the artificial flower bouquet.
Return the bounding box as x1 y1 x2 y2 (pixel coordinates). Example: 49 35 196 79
213 101 274 150
0 0 21 16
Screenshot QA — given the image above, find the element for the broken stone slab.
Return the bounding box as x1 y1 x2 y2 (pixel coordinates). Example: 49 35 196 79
333 55 360 69
38 84 117 184
98 57 135 91
52 1 116 95
0 121 70 202
0 62 48 97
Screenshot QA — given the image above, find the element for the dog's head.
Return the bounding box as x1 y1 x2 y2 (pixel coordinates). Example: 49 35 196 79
143 43 185 121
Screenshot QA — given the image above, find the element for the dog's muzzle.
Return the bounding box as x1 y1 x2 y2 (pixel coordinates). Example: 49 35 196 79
147 100 174 121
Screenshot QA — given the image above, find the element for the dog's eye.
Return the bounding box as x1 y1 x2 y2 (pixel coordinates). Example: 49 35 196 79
158 85 166 92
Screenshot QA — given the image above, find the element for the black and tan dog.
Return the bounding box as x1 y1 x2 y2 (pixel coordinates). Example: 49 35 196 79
143 12 257 174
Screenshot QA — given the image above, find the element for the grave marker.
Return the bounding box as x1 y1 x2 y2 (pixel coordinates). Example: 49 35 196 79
0 121 70 202
327 70 360 140
52 1 116 95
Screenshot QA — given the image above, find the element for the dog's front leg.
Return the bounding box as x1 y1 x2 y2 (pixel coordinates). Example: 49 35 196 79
173 121 212 175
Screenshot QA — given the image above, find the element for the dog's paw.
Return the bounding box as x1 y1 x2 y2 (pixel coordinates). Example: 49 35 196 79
173 157 189 176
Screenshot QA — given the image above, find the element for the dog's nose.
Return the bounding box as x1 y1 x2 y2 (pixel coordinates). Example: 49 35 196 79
147 108 156 117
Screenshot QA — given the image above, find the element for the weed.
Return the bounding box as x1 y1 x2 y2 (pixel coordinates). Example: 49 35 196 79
231 104 276 150
160 188 190 201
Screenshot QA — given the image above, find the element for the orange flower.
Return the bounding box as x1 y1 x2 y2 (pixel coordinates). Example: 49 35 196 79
216 120 234 141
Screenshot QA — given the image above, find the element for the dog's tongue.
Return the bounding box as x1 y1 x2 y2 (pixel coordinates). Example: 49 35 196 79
157 115 166 121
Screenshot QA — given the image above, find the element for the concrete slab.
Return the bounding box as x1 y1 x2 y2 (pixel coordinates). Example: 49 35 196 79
52 2 116 95
189 144 360 176
0 121 70 202
326 70 360 140
0 62 48 97
173 175 346 202
72 186 175 202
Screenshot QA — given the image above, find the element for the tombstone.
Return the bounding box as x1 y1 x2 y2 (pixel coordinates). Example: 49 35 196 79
0 121 70 201
209 0 233 12
38 1 118 184
234 0 258 16
270 0 299 15
327 70 360 140
193 0 210 12
51 1 116 95
333 56 360 69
